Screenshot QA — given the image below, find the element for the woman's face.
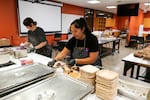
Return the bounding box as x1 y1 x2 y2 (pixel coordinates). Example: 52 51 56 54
25 23 35 31
70 24 84 40
26 26 32 31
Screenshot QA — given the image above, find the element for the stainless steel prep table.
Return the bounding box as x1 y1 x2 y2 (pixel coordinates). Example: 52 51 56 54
2 74 150 100
0 52 53 72
0 63 55 97
1 74 93 100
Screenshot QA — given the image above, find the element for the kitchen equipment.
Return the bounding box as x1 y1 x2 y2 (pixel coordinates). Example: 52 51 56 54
0 50 10 64
118 75 150 100
1 74 94 100
0 63 55 97
0 61 15 68
13 49 28 58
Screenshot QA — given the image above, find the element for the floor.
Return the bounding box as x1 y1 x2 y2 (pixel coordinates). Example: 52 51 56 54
102 39 146 78
52 39 146 78
102 39 135 74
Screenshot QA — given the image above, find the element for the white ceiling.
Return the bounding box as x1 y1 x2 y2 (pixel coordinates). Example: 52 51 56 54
54 0 150 14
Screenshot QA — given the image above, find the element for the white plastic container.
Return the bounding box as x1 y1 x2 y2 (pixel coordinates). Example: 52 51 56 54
0 51 10 64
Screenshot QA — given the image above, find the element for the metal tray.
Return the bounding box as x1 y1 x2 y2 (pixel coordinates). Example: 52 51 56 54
0 63 55 96
1 74 94 100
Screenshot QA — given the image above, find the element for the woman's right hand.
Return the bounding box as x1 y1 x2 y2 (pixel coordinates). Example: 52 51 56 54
24 41 30 47
47 59 56 67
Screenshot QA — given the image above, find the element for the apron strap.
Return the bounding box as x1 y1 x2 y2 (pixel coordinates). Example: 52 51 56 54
75 36 86 48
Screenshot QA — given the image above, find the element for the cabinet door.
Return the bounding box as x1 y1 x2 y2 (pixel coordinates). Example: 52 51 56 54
105 18 115 27
96 18 106 31
144 18 150 28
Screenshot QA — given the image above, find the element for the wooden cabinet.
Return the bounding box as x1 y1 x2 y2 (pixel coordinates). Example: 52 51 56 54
144 18 150 28
105 18 115 27
96 18 106 31
95 18 116 31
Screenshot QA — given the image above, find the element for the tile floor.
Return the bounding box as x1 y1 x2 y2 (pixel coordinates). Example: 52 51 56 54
102 39 146 78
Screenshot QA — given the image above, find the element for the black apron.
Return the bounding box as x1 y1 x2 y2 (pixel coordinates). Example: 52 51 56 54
36 44 52 57
71 38 100 66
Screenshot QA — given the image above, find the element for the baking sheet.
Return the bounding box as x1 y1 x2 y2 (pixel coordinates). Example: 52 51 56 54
1 74 93 100
0 63 55 96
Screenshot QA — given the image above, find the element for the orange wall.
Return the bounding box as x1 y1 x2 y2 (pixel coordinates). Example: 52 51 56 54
144 11 150 18
144 11 150 31
0 0 22 45
0 1 84 46
4 1 147 46
115 15 129 30
62 3 84 15
128 9 144 39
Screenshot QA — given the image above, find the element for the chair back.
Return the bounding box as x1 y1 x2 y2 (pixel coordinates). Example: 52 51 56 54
146 34 150 41
130 36 137 41
137 37 144 43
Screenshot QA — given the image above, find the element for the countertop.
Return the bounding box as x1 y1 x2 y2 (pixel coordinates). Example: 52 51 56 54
1 52 149 100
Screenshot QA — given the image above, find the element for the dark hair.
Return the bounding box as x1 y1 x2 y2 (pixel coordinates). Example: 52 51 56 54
70 17 91 35
23 17 37 27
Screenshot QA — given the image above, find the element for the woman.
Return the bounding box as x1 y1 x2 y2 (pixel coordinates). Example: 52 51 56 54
23 17 52 57
48 17 100 67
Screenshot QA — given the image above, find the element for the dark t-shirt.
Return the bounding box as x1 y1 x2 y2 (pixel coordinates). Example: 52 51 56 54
28 27 47 46
66 34 99 52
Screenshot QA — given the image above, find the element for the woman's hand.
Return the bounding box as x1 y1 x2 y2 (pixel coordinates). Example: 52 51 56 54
47 59 56 67
68 59 76 66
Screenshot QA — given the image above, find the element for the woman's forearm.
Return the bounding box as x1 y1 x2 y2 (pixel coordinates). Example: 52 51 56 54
55 47 70 61
35 41 47 49
76 52 99 64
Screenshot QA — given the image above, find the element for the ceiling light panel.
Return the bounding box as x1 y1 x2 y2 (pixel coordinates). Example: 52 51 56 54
88 0 101 4
106 6 117 9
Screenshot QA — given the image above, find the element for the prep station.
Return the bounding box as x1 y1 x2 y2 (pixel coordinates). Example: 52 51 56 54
0 47 150 100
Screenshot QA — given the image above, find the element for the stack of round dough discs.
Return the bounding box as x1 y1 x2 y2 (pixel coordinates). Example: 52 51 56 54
79 65 99 86
96 70 118 100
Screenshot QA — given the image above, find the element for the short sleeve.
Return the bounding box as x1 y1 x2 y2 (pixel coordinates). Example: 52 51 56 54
37 27 46 42
65 37 76 51
87 35 99 52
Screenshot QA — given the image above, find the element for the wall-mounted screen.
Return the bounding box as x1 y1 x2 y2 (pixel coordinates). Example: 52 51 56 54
117 3 139 16
18 0 62 36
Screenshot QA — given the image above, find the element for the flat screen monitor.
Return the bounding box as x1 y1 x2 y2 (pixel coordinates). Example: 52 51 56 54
117 3 139 16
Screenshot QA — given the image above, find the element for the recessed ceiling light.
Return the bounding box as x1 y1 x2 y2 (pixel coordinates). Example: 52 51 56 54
88 0 101 4
106 6 117 9
144 3 150 6
98 13 104 15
